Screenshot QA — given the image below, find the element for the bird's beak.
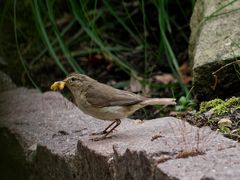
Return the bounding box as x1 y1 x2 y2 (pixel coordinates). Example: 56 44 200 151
50 80 66 91
62 77 69 82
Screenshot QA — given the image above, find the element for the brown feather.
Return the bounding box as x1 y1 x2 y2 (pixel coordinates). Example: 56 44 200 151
85 82 145 108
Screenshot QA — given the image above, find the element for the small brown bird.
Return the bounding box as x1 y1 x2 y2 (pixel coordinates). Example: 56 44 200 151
51 73 176 141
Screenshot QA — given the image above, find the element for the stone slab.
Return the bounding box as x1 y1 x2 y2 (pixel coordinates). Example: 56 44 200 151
0 87 239 179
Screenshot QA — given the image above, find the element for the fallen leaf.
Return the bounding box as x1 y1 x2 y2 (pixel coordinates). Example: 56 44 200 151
133 119 144 124
179 62 192 84
152 73 176 84
179 62 191 74
181 75 192 84
129 75 143 93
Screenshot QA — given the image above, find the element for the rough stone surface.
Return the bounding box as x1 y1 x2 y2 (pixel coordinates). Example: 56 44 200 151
189 0 240 100
1 85 240 179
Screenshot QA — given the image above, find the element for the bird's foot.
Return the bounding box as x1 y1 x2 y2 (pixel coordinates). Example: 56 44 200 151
91 130 107 136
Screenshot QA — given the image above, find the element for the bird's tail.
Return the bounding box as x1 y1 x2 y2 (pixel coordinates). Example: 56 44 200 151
140 98 176 106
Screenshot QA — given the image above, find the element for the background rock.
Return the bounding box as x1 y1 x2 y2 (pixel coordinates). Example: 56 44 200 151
189 0 240 101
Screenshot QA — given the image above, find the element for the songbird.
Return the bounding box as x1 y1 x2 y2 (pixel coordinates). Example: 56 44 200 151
51 73 176 141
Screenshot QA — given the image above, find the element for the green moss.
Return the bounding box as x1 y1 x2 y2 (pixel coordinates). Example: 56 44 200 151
199 97 240 115
224 97 240 107
197 97 240 141
207 118 219 124
212 104 229 115
212 97 240 115
218 125 231 134
200 98 224 113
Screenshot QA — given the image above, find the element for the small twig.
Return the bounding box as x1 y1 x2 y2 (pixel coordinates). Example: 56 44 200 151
72 127 87 133
211 74 218 90
175 148 205 159
211 59 240 90
52 130 69 138
151 132 164 141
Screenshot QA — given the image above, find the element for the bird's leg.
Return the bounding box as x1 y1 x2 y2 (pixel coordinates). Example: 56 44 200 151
103 119 121 137
91 119 121 141
91 120 118 135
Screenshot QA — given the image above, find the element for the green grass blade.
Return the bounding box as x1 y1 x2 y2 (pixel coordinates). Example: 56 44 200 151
14 0 39 89
140 0 148 79
122 0 143 40
46 0 84 73
201 0 239 25
69 0 135 75
155 0 189 95
70 46 130 57
0 1 11 32
31 19 77 66
31 0 68 75
103 0 142 45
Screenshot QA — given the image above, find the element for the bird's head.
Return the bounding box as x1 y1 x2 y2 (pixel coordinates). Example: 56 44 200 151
50 73 94 93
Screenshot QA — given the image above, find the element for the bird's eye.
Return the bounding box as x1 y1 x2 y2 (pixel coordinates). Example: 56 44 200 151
69 77 77 84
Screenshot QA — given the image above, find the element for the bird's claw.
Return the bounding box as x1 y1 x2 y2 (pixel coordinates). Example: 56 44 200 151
90 135 112 141
91 130 107 136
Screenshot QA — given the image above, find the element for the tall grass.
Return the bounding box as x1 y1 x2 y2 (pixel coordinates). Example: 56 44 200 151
2 0 196 96
13 0 39 89
154 0 189 95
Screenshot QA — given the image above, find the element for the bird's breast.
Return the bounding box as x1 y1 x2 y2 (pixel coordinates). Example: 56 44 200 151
76 99 132 120
74 93 143 120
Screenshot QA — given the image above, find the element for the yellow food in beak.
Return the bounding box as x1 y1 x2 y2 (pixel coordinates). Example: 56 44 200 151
50 81 66 91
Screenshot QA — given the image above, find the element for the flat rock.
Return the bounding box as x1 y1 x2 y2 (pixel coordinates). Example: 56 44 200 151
189 0 240 100
0 87 240 180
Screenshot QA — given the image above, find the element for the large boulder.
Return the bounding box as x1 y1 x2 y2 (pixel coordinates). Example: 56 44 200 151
189 0 240 101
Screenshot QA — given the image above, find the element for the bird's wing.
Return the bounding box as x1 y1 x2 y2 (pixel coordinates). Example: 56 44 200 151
85 83 145 107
